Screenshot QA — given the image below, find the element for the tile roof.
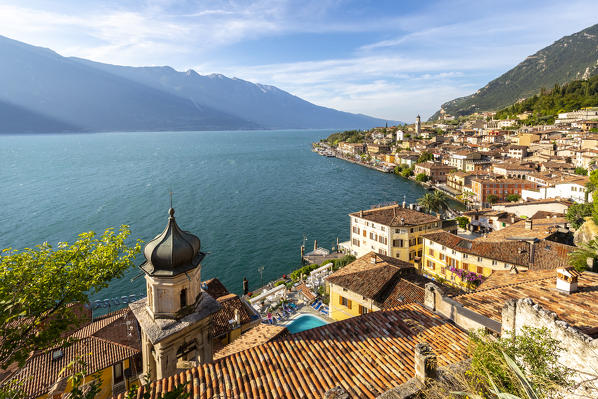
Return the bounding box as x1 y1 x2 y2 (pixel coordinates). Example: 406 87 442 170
326 252 413 303
454 271 598 337
122 303 469 399
7 309 140 398
213 324 289 360
422 231 573 270
479 217 568 241
211 294 255 338
350 204 439 227
202 278 230 299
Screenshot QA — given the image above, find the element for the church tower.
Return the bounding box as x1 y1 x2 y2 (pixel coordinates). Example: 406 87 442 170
130 207 220 380
415 114 421 134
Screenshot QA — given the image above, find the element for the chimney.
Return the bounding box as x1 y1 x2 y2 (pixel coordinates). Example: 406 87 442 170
402 199 407 208
556 267 579 294
414 343 437 383
371 254 377 264
360 210 364 217
393 207 397 217
525 219 533 230
401 217 405 225
314 240 318 251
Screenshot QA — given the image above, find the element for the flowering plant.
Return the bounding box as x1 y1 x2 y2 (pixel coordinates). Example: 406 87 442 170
449 266 484 285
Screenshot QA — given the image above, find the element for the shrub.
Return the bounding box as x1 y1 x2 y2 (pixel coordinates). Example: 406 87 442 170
456 216 469 229
505 193 520 202
574 167 588 176
415 173 429 182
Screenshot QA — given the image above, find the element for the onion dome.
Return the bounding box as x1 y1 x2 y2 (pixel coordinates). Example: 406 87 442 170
140 208 205 276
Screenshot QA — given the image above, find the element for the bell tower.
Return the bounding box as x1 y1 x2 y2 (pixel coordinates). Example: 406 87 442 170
130 207 221 380
415 114 421 134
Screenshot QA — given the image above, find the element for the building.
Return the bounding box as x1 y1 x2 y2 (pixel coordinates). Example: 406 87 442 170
471 177 537 206
6 308 141 399
396 129 405 142
490 198 571 218
521 176 590 203
338 142 365 155
421 230 574 289
129 207 221 380
348 204 441 263
492 162 535 178
517 132 540 146
119 302 469 399
447 151 482 171
414 161 455 183
326 252 430 321
366 143 390 154
507 145 528 159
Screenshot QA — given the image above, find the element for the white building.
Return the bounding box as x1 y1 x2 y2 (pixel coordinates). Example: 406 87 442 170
521 177 590 203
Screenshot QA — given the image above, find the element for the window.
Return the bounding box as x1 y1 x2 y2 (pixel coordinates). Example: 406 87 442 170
114 361 124 384
463 253 468 259
477 266 483 274
340 296 348 306
347 299 352 309
393 239 403 247
395 229 400 233
439 254 445 261
410 228 414 233
477 256 482 262
409 252 414 260
180 288 187 308
363 230 366 237
492 260 498 266
428 248 435 256
452 249 456 255
359 305 368 315
417 237 422 244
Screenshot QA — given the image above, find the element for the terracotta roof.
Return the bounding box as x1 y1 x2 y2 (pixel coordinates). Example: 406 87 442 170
6 309 140 398
213 324 289 360
350 204 439 227
326 252 413 303
479 217 568 241
121 303 469 399
296 282 316 302
455 270 598 337
202 278 230 299
477 269 556 290
422 231 573 270
212 294 255 338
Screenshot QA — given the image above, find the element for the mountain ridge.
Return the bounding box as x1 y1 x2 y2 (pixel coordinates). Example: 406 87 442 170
0 35 396 134
430 23 598 120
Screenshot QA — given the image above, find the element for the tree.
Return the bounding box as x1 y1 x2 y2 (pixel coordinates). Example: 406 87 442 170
569 238 598 272
418 193 436 213
0 226 142 368
456 216 469 230
566 202 593 229
505 193 520 202
574 167 588 176
415 173 429 182
591 170 598 224
401 167 414 178
418 191 450 215
417 152 434 163
487 194 499 204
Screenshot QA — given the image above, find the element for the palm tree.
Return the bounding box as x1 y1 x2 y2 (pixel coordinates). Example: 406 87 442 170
432 191 449 216
417 193 436 214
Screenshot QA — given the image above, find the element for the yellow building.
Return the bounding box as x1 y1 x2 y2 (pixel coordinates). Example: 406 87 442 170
385 154 396 164
517 133 540 146
7 308 141 399
347 204 444 264
421 231 574 289
326 252 427 321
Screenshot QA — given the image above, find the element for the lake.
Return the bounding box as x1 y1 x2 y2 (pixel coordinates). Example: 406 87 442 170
0 129 431 305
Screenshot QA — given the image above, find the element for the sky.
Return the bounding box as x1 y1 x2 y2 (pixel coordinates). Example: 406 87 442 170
1 1 597 122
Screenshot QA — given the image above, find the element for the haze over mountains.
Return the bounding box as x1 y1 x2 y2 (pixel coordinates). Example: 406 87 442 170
431 23 598 119
0 35 395 134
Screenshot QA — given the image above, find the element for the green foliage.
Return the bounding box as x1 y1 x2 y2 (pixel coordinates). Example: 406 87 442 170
417 152 434 163
289 263 319 281
415 173 430 182
466 327 571 398
325 130 365 145
456 216 469 230
565 202 593 229
495 74 598 125
418 191 450 215
401 167 414 177
591 170 598 225
569 238 598 272
126 376 190 399
574 167 588 176
66 358 102 399
505 193 521 202
0 226 142 368
487 194 499 204
329 255 356 271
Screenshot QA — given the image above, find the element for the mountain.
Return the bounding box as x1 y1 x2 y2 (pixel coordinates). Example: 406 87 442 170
431 23 598 120
0 35 393 134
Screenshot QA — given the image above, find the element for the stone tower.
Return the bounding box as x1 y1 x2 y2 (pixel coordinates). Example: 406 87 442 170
130 207 220 380
415 115 421 134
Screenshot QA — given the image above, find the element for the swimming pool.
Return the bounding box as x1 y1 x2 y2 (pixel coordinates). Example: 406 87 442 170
285 314 328 334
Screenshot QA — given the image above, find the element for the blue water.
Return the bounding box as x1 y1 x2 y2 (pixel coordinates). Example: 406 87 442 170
0 129 431 304
286 314 328 334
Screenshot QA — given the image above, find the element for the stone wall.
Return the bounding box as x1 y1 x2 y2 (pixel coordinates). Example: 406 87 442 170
502 298 598 398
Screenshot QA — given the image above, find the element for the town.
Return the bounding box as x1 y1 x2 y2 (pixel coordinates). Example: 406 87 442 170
4 103 598 398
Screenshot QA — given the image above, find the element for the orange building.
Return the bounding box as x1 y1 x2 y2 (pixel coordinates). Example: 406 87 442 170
471 177 536 206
